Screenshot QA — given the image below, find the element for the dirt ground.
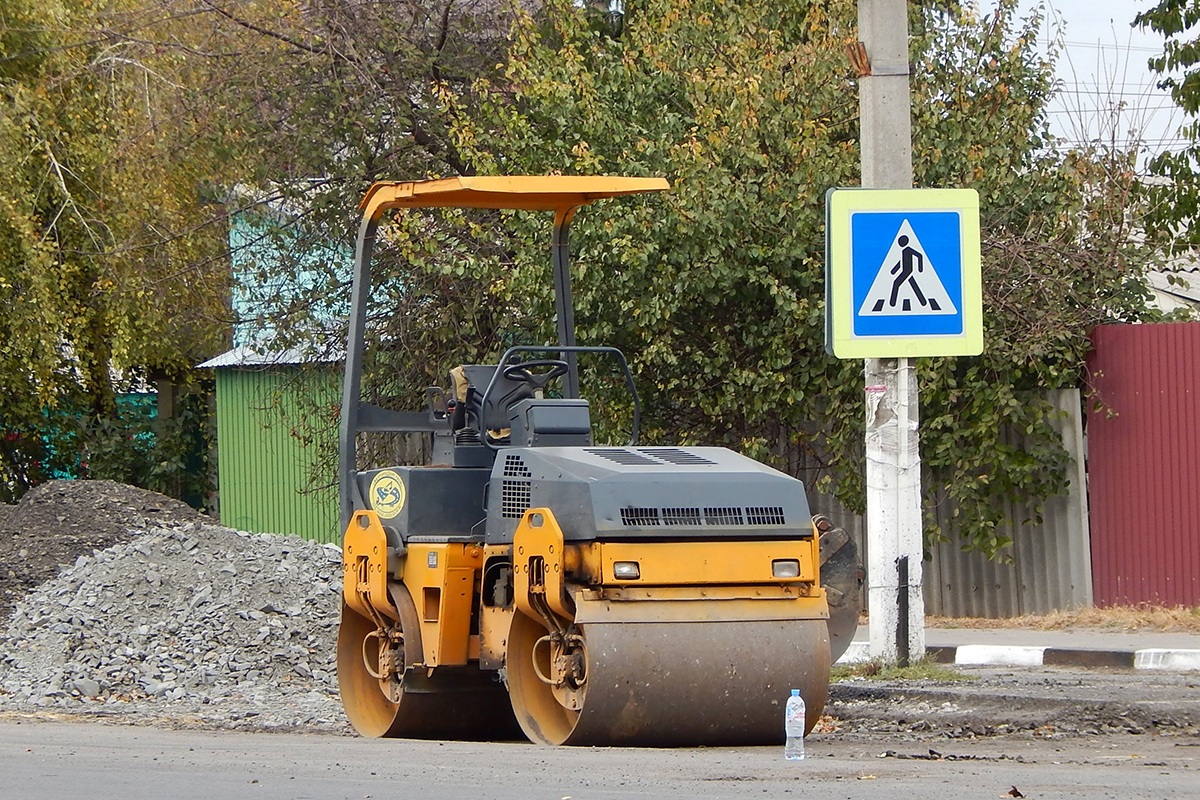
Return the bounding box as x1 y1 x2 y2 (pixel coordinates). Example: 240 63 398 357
0 480 210 623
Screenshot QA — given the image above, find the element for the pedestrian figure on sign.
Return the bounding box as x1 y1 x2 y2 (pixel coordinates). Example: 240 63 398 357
873 235 941 312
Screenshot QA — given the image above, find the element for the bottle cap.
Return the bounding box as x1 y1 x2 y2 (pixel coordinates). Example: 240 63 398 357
791 688 800 696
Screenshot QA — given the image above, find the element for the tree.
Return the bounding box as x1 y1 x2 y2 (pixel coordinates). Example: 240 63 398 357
1135 0 1200 245
910 3 1160 550
134 0 534 483
1 0 1158 552
0 0 517 500
437 0 1158 554
0 0 232 500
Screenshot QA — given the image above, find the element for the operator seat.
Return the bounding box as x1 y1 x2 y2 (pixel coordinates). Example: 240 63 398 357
451 364 535 443
449 363 592 448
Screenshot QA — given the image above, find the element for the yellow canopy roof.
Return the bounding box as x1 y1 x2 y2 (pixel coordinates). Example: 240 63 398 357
359 175 670 219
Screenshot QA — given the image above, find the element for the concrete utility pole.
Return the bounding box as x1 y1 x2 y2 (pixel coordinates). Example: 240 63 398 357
857 0 925 664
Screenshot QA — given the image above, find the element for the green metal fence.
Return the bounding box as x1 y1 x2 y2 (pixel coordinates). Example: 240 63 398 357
212 365 339 544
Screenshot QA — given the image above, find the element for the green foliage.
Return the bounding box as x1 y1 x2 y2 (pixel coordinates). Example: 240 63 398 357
161 0 525 407
1 386 212 507
911 4 1160 553
1 0 523 501
440 0 1157 555
78 388 213 507
0 0 230 501
0 402 79 504
1137 0 1200 112
450 0 866 462
0 0 1160 557
1136 1 1200 246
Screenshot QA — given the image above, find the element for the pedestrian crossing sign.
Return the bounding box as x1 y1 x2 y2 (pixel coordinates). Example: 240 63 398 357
825 188 982 358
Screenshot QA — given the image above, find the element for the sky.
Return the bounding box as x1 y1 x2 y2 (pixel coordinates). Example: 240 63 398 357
1003 0 1186 166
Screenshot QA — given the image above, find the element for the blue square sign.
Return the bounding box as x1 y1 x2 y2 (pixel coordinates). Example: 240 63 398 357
826 189 981 358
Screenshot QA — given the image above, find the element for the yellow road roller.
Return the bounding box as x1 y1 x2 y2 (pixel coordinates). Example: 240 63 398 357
337 176 859 746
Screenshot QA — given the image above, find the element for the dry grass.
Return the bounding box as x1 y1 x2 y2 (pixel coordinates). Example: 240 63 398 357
925 605 1200 633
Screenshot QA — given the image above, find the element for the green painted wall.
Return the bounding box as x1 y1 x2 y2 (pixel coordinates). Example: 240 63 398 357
214 366 340 543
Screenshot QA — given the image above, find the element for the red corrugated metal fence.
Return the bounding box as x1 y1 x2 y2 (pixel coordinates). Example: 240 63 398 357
1087 322 1200 606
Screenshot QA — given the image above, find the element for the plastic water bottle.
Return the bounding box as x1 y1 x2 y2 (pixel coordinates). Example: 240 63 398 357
784 688 806 760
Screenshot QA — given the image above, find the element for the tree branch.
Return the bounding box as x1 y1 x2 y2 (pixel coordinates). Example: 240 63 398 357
201 0 324 55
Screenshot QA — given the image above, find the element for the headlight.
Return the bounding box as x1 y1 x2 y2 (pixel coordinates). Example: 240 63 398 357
612 561 641 580
772 559 801 579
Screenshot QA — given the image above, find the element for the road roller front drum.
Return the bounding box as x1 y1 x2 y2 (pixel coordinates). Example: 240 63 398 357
337 603 413 737
506 604 832 747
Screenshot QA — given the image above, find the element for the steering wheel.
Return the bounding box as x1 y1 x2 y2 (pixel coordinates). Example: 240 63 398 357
501 359 570 393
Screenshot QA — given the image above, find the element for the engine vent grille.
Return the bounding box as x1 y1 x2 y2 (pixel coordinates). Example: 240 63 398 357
620 507 661 526
639 448 718 466
586 448 661 466
502 454 532 519
586 447 718 467
619 505 786 528
746 506 787 525
704 506 744 526
662 507 702 526
503 454 531 478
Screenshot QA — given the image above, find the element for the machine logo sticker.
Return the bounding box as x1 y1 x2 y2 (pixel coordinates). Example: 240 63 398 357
368 470 407 519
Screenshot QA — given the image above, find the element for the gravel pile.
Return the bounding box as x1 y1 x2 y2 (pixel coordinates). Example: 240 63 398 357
0 520 350 733
0 479 210 622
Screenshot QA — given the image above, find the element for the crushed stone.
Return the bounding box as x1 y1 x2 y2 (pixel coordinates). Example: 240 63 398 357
0 480 209 623
0 518 349 733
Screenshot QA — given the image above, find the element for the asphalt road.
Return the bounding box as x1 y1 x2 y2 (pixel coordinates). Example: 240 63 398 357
1 715 1196 800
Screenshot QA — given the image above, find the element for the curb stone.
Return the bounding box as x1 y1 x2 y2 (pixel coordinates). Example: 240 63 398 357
835 641 1200 671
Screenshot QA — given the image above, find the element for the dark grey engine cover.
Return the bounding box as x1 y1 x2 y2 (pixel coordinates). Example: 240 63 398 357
485 446 812 544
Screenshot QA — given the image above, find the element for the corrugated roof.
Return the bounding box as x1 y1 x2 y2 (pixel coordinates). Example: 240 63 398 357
1148 271 1200 304
198 342 341 368
1160 252 1200 273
